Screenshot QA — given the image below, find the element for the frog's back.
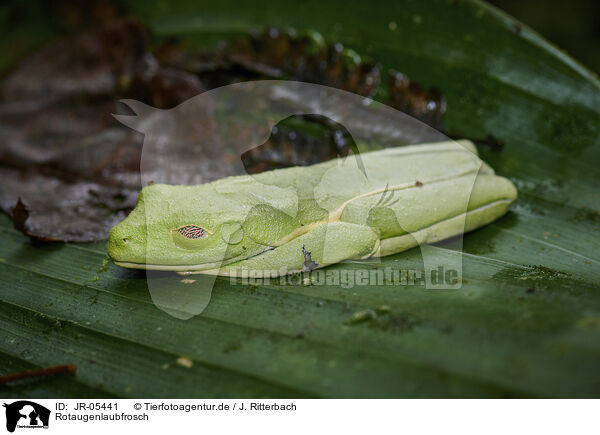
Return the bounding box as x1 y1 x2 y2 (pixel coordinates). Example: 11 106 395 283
249 140 483 204
205 139 491 226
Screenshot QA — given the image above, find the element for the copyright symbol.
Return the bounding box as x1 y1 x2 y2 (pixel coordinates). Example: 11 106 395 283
134 403 142 410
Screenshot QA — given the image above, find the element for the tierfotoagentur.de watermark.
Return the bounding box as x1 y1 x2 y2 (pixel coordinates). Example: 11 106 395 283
228 265 460 289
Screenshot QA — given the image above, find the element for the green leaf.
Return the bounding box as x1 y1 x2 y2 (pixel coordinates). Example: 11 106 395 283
1 0 599 398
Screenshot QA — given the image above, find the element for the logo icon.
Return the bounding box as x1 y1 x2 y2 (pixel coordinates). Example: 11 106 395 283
3 401 50 433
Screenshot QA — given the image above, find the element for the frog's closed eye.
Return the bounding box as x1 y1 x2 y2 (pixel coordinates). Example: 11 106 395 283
172 225 212 250
178 225 207 239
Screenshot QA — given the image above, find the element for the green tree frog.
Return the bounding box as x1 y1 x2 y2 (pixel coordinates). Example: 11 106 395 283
108 140 517 276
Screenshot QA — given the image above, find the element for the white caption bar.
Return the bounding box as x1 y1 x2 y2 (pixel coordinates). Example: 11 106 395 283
1 399 597 434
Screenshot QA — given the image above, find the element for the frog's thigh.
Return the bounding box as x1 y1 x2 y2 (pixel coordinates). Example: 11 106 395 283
376 199 512 257
219 222 378 276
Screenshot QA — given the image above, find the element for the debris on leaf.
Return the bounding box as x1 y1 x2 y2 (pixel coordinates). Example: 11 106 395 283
176 356 194 369
344 309 378 325
0 364 77 384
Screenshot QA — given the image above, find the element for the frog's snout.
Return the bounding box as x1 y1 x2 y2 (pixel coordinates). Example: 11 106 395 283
108 222 146 264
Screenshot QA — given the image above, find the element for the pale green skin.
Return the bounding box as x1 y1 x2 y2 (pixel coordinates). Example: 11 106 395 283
108 140 517 276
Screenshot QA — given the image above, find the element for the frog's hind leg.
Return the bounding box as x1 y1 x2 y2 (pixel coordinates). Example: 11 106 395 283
340 174 517 258
375 198 514 257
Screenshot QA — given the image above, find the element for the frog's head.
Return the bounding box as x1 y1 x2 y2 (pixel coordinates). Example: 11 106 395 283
108 182 277 271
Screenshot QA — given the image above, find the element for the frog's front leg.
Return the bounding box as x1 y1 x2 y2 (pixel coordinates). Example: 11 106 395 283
216 221 379 277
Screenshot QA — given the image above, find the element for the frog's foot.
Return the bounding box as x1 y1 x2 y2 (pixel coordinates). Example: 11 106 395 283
374 183 399 208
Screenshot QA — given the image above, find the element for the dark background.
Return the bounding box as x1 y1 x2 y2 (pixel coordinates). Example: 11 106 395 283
490 0 600 74
2 0 599 75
